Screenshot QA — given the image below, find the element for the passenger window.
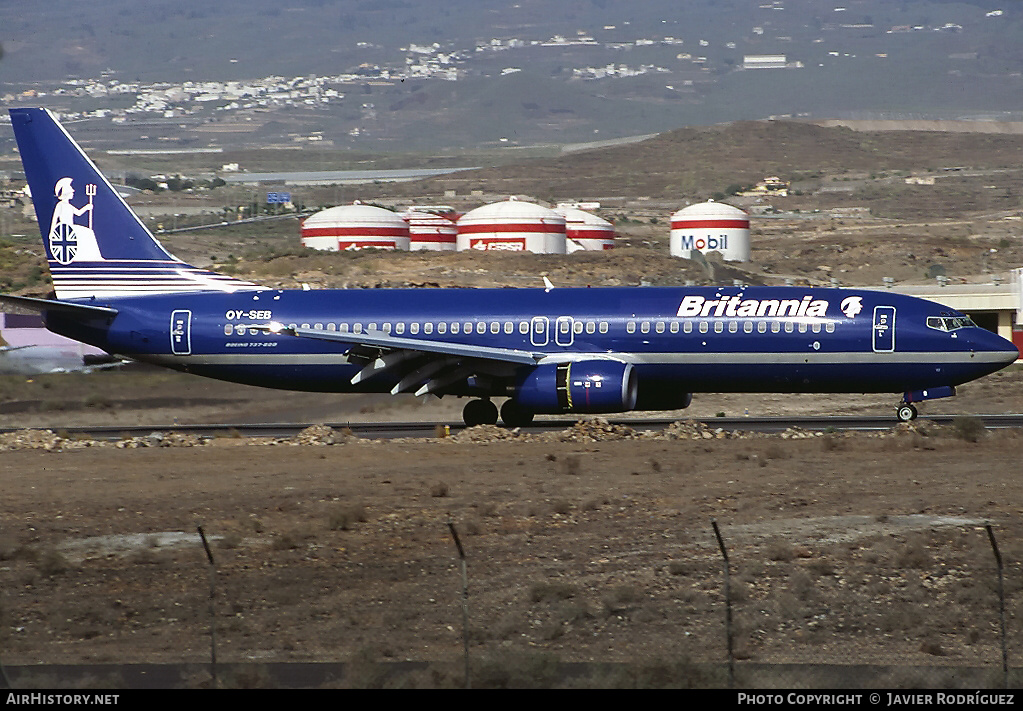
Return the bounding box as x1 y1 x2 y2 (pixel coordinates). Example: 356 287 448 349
586 321 596 334
627 321 636 334
340 323 349 333
327 323 336 331
771 321 780 333
670 321 679 334
438 322 447 334
353 323 362 334
757 321 767 333
490 322 500 334
728 321 738 333
314 323 323 330
656 321 665 334
466 322 474 334
477 322 486 334
423 322 433 334
394 322 404 335
410 323 419 335
224 324 233 335
574 321 583 334
699 322 709 334
519 322 529 335
825 322 835 333
641 321 650 334
599 322 609 334
798 323 808 333
812 323 822 334
784 322 793 333
301 323 310 329
684 321 693 334
714 321 723 333
237 326 247 335
451 322 460 334
382 323 392 333
505 322 515 334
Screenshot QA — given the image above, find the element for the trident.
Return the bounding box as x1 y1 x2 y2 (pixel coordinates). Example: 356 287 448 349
86 183 96 230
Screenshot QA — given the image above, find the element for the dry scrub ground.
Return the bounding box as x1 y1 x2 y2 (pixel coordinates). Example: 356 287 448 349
1 406 1022 687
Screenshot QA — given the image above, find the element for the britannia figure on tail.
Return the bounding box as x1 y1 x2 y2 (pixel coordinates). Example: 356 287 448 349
48 176 102 264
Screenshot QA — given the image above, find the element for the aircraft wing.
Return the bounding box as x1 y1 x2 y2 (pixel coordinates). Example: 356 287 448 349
0 344 36 354
252 323 543 396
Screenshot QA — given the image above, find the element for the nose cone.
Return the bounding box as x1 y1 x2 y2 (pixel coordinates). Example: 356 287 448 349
971 328 1020 369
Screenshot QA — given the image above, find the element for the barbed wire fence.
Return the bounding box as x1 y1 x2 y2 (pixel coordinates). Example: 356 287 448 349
1 514 1019 689
709 519 1018 690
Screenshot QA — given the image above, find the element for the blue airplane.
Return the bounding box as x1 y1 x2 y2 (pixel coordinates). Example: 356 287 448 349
2 108 1018 425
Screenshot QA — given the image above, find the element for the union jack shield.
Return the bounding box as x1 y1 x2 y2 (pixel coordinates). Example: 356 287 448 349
49 221 78 265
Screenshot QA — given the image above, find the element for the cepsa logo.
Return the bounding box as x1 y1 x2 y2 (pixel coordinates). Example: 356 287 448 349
676 295 831 319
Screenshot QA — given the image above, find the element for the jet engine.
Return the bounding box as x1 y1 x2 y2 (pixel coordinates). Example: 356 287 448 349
513 360 638 414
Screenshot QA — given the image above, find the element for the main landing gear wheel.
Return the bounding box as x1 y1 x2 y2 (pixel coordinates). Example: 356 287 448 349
896 403 918 423
500 399 535 427
462 399 498 427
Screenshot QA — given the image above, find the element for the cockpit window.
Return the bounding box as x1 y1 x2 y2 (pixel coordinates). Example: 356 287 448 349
926 315 977 332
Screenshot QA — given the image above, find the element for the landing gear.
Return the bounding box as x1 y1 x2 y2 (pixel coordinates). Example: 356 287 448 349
500 399 535 427
895 386 956 423
896 403 918 422
462 398 498 427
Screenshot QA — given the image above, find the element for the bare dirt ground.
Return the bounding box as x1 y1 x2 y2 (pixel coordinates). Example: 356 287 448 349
2 128 1022 685
1 369 1022 689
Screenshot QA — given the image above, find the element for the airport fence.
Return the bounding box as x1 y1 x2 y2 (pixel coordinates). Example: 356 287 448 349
1 515 1020 689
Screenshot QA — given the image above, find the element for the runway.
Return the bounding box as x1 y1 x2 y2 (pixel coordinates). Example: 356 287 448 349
4 414 1021 441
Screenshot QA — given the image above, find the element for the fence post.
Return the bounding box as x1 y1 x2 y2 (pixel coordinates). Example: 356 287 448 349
711 519 735 689
197 526 218 690
985 524 1008 689
447 518 471 689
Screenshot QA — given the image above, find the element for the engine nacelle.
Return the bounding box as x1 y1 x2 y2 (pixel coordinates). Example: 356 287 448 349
514 360 639 414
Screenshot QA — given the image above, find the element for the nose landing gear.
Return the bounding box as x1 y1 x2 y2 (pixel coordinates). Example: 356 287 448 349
896 403 918 422
896 386 956 423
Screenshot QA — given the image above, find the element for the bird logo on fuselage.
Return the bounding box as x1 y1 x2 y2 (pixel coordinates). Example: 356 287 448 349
840 296 863 319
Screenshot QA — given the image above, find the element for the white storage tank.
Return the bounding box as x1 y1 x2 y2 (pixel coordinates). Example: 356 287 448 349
554 205 616 252
404 206 458 251
456 198 566 253
669 200 750 262
301 202 410 251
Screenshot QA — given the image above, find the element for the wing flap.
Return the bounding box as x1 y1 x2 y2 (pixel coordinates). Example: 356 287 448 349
254 324 542 366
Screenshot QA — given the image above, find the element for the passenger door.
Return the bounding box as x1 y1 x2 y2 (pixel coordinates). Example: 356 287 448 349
170 310 192 355
872 306 895 353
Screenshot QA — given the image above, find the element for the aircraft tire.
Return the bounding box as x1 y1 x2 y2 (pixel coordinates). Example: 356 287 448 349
500 399 535 427
896 404 918 422
463 399 498 427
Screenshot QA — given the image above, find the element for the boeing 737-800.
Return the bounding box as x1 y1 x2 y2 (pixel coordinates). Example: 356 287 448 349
2 108 1017 425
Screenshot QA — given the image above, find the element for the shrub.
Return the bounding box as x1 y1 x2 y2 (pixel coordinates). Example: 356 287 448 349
328 504 368 531
529 581 577 604
951 415 985 442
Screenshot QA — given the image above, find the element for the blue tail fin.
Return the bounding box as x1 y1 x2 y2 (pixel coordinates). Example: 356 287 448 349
9 108 263 300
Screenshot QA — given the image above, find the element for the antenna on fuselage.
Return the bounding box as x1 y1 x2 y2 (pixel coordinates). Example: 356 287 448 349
542 276 554 292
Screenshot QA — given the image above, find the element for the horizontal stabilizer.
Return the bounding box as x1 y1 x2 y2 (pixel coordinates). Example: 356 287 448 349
0 294 118 318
